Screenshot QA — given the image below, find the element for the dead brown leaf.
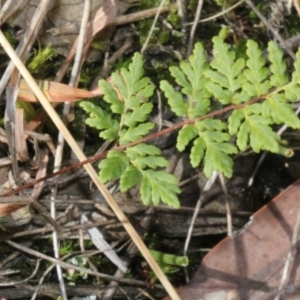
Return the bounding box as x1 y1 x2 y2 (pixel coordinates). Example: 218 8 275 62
165 179 300 299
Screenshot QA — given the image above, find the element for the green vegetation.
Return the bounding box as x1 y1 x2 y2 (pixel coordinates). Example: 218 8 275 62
81 35 300 208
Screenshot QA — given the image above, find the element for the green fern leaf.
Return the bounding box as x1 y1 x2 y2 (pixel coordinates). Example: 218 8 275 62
268 41 288 87
110 53 155 108
243 40 270 97
134 156 169 169
140 174 151 205
244 103 263 114
120 54 155 107
203 145 234 178
123 103 153 127
292 50 300 81
140 170 180 208
190 137 206 167
85 37 300 201
129 52 144 82
199 118 227 131
161 42 211 118
126 143 161 159
212 142 238 154
111 72 128 101
206 131 232 143
119 122 155 145
237 121 250 151
120 165 142 192
249 119 280 153
189 124 237 177
80 101 119 141
188 96 211 119
233 103 280 153
204 81 232 104
263 93 300 128
287 49 300 101
236 114 279 153
185 43 209 89
160 80 188 116
170 43 209 96
99 79 124 114
136 79 155 99
204 36 246 104
188 119 238 176
228 109 244 135
99 150 129 182
169 66 191 94
204 69 229 90
127 78 154 109
285 84 300 101
177 124 198 151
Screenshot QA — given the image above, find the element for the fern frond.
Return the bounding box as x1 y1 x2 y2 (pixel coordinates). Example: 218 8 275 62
120 165 142 191
268 41 288 87
263 93 300 128
140 170 180 208
121 143 180 207
123 103 153 127
176 124 198 151
126 143 161 158
98 150 129 182
119 122 154 145
233 104 280 153
286 50 300 101
159 81 188 116
82 53 180 207
99 79 124 114
204 36 246 104
160 43 211 119
82 35 300 209
187 119 238 177
79 101 119 141
243 40 270 98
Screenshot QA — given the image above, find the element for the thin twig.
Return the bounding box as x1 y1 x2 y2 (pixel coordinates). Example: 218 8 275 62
187 0 204 58
108 5 172 27
185 0 245 25
4 240 161 287
0 0 24 25
102 207 155 300
1 220 116 240
45 141 111 187
50 1 91 298
0 259 41 287
0 240 33 269
176 0 186 28
218 173 233 237
141 0 167 54
245 0 295 59
31 257 66 300
183 171 218 282
275 207 300 300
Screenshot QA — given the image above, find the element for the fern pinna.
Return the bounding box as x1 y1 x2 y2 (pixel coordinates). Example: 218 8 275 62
81 37 300 208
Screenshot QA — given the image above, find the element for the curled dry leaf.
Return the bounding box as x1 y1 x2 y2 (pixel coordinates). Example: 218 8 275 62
18 79 103 103
0 203 27 218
